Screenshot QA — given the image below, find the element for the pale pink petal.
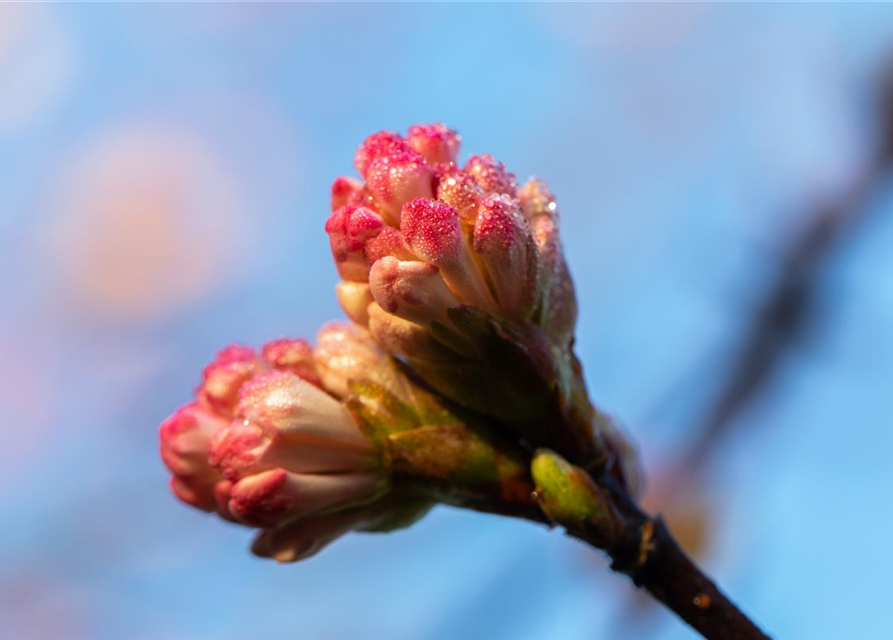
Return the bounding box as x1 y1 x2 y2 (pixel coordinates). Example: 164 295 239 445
367 302 433 361
335 281 375 327
236 370 369 448
313 322 386 399
209 416 376 480
532 215 578 343
330 176 368 212
228 468 382 527
369 257 457 327
261 338 322 388
159 403 229 512
473 196 538 319
196 344 267 418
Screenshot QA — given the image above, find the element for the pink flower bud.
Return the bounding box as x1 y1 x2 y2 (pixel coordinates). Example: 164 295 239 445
473 197 538 319
367 301 435 361
517 178 559 222
209 411 373 482
196 345 266 417
437 168 484 224
532 216 577 343
226 468 382 527
330 176 370 212
464 154 517 196
400 198 496 311
363 226 415 265
313 322 388 399
325 205 386 282
406 123 461 165
159 403 229 512
261 338 322 388
365 150 434 226
206 369 382 527
335 281 375 326
235 370 371 450
354 130 406 177
369 257 457 326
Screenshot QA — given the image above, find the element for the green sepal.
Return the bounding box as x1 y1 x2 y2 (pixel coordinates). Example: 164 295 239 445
407 308 601 466
346 379 418 440
345 367 471 441
384 422 533 512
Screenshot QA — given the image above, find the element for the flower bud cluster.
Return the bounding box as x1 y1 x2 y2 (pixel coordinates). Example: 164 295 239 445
160 325 428 561
325 124 606 467
160 123 642 564
327 124 575 347
160 322 535 562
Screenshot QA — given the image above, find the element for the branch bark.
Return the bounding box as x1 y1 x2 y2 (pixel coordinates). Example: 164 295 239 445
463 467 770 639
591 475 770 640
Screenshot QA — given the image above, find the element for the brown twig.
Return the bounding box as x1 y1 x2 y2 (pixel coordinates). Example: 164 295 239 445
595 475 769 640
463 461 770 639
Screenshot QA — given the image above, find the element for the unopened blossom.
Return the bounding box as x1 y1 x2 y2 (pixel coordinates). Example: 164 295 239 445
160 321 538 563
325 124 574 339
324 124 614 470
312 321 399 399
159 124 640 563
153 122 768 640
161 340 316 515
159 403 230 512
160 333 392 555
208 370 383 527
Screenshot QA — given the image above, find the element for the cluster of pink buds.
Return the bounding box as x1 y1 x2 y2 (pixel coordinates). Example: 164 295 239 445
327 124 575 346
160 123 642 566
160 326 428 562
155 123 767 640
325 124 606 468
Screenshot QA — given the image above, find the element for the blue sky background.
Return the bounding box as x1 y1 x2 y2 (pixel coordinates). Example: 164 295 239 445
2 3 893 639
